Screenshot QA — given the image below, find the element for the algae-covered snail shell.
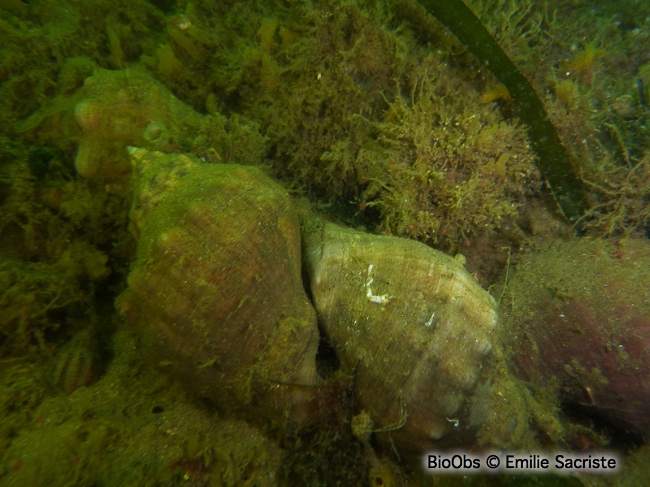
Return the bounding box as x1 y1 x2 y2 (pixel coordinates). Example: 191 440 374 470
302 219 498 452
117 148 499 451
116 148 321 429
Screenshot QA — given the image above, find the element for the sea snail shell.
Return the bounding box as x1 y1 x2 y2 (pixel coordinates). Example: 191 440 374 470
74 69 204 183
302 219 498 452
117 148 320 428
116 148 499 450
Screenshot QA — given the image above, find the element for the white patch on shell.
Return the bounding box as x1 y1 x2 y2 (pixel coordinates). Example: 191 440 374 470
365 264 393 305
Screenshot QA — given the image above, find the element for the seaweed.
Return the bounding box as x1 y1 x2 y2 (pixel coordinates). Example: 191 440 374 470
356 72 539 247
413 0 589 224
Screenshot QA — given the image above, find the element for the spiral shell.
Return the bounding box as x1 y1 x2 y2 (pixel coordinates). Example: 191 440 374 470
74 69 204 183
507 238 650 437
302 220 498 451
117 149 320 427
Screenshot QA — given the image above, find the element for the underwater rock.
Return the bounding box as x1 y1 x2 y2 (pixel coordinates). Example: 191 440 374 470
302 219 498 452
116 149 321 429
506 238 650 437
74 69 204 183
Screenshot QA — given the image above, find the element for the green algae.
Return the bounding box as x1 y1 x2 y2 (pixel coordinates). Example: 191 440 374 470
415 0 589 224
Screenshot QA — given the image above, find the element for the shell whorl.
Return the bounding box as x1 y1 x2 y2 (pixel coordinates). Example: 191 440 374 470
117 149 321 427
303 220 497 451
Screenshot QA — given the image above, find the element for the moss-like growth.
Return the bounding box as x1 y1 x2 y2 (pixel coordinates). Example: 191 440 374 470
466 0 650 238
356 74 539 246
0 148 131 355
199 0 542 251
414 0 589 223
